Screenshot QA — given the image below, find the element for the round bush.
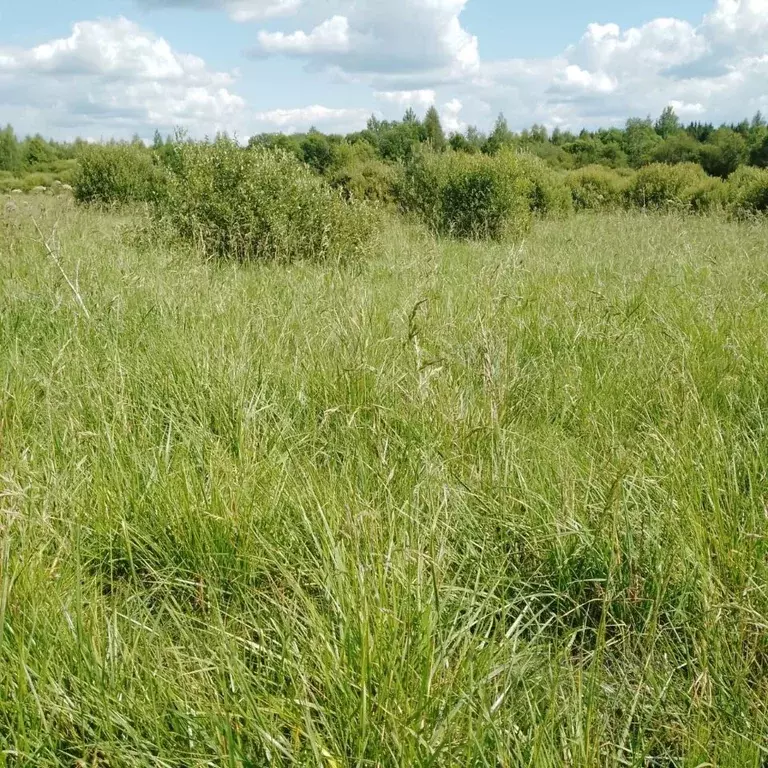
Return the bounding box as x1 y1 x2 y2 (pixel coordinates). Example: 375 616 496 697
727 166 768 218
624 163 711 211
159 138 379 263
566 165 629 211
74 143 165 206
398 150 532 241
328 142 399 205
511 152 573 217
687 176 728 214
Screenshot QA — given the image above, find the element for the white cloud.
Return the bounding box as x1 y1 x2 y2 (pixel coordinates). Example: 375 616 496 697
704 0 768 50
441 98 465 133
0 18 245 137
4 0 768 140
668 99 707 117
566 19 707 76
252 0 478 84
374 89 436 109
137 0 301 22
246 0 766 132
253 104 369 132
258 16 350 54
461 0 768 131
559 65 617 94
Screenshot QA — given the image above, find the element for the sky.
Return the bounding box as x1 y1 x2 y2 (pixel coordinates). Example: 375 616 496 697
1 0 767 141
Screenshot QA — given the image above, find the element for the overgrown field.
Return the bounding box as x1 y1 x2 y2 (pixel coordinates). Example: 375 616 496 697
2 198 768 765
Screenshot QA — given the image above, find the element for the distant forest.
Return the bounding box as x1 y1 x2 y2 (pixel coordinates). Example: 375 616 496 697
3 105 768 180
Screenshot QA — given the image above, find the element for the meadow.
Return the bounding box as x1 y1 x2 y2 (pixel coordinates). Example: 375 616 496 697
2 191 768 766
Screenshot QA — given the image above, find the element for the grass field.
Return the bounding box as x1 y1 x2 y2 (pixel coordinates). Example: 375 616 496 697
2 197 768 765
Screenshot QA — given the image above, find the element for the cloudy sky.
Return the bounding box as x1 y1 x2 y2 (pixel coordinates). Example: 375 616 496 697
1 0 767 140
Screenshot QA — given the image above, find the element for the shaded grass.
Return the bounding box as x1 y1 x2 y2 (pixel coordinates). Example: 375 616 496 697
1 200 768 765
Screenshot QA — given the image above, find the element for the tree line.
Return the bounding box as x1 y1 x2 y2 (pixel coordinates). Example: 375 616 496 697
246 106 768 180
3 105 768 180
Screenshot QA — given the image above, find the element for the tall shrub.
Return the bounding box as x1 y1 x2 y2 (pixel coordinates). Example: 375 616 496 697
398 150 532 240
158 138 378 263
728 167 768 218
512 152 573 217
624 163 712 211
74 143 164 205
566 165 629 211
327 142 399 205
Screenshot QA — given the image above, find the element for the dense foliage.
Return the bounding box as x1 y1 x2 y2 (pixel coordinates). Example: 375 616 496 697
159 138 378 263
727 166 768 217
4 106 768 190
6 104 768 255
74 143 165 205
566 165 629 211
397 150 533 239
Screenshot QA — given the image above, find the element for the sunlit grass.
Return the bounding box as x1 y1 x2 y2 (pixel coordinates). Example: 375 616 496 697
1 198 768 765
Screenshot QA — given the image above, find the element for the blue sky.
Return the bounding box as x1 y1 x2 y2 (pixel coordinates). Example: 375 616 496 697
1 0 766 140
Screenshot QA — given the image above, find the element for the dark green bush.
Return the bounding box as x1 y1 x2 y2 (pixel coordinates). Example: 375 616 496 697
727 167 768 217
566 165 629 211
74 143 165 205
624 163 712 211
398 149 532 240
159 138 379 263
699 128 748 179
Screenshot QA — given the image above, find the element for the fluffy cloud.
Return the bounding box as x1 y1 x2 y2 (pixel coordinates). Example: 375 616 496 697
4 0 768 140
441 98 465 133
252 104 369 132
137 0 301 22
566 19 707 76
704 0 768 50
258 16 350 54
0 18 245 137
252 0 478 84
244 0 767 131
374 90 436 109
465 0 768 130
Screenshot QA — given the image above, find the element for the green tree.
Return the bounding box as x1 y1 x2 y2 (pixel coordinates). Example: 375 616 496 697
564 137 626 168
551 127 576 146
747 114 768 167
423 106 446 151
248 132 303 160
529 124 548 143
655 107 681 139
686 122 715 142
624 118 661 168
749 132 768 168
21 134 57 167
449 133 473 153
651 133 701 165
300 131 334 174
0 124 20 172
700 128 748 178
733 119 751 137
564 137 604 166
465 126 484 151
484 113 514 155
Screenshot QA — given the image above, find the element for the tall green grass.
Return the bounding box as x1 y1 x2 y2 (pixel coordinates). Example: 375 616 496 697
2 198 768 765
